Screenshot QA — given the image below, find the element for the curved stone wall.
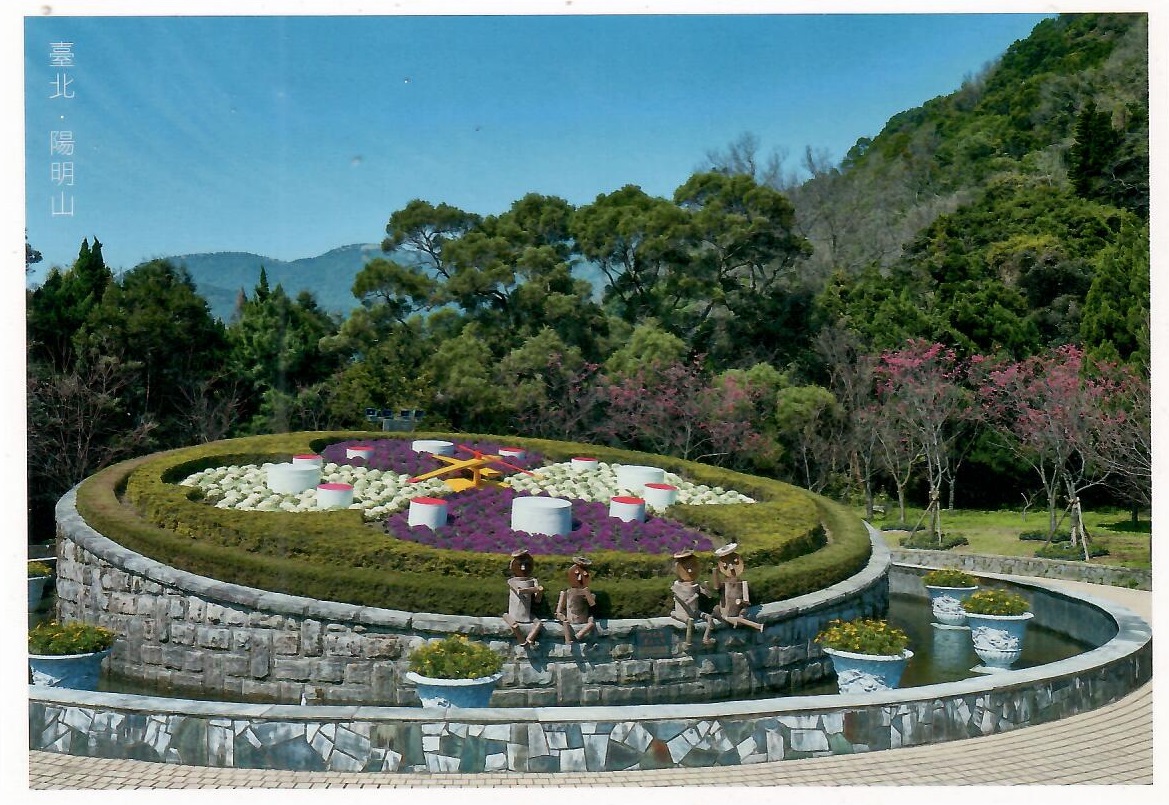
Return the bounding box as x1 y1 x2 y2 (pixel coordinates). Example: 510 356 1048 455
890 548 1152 590
53 485 888 707
28 564 1151 773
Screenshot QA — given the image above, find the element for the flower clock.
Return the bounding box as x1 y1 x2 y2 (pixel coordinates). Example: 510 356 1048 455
179 439 755 558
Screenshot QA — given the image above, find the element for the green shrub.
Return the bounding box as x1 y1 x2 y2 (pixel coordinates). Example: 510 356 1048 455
408 635 503 679
921 568 978 588
962 589 1030 616
1035 541 1110 560
1019 529 1071 543
27 561 53 578
816 618 909 655
29 620 116 655
74 432 872 618
899 531 970 550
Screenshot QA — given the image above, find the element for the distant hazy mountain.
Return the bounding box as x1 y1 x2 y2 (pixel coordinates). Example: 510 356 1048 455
168 243 384 321
170 243 607 321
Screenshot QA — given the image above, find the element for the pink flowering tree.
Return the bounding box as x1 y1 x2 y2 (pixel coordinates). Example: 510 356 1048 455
874 340 976 542
591 358 775 470
1089 362 1150 527
975 344 1122 559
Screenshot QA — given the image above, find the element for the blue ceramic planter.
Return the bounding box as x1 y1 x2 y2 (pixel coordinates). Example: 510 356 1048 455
965 612 1033 670
28 576 50 611
924 585 979 627
29 647 112 690
406 671 503 708
822 647 912 694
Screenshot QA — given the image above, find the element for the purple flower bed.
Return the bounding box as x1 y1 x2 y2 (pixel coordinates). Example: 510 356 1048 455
381 486 713 556
321 438 544 478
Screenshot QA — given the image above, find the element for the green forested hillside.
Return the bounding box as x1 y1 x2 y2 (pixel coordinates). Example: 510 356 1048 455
790 13 1148 363
26 12 1150 543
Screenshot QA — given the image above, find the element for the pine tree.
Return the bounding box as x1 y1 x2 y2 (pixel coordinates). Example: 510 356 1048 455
1068 101 1123 201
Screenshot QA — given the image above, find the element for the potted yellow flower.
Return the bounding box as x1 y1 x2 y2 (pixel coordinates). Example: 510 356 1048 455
28 560 53 611
28 620 117 690
921 568 980 627
962 589 1033 670
816 618 912 694
406 635 504 708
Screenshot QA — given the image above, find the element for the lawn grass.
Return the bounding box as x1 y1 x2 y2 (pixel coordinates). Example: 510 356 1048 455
865 505 1152 570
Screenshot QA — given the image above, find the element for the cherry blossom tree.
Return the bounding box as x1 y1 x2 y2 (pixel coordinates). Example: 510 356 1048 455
975 344 1121 559
1094 363 1151 526
591 359 773 470
874 340 975 541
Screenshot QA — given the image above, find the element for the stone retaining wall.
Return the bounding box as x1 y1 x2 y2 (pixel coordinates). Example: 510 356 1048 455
890 549 1151 590
53 485 888 707
29 565 1152 774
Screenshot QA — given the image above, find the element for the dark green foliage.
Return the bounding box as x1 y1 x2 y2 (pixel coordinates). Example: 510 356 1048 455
1080 219 1149 365
77 259 231 441
898 531 970 550
76 432 871 618
833 177 1139 356
1069 101 1124 200
28 238 113 369
227 274 342 433
1035 541 1110 560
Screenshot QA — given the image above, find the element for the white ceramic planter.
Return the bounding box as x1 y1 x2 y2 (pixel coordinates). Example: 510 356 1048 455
412 439 455 456
266 463 322 494
498 447 526 461
292 454 323 467
408 497 449 529
346 445 375 461
511 496 572 536
609 496 647 523
614 465 666 493
316 483 355 510
642 483 679 510
571 457 599 472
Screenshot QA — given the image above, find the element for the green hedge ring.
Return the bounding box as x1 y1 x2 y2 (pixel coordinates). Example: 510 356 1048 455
75 432 871 618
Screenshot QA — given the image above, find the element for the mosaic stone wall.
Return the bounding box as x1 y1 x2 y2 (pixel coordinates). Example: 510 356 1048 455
53 486 888 707
38 488 1152 774
29 627 1150 774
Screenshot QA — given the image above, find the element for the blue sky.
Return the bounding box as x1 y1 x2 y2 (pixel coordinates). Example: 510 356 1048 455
23 11 1055 277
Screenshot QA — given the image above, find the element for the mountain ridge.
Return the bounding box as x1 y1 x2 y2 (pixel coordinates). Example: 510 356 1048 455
167 243 383 320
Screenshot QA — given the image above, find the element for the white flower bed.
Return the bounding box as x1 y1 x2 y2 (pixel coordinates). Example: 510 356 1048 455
178 460 753 519
495 462 754 505
178 463 448 519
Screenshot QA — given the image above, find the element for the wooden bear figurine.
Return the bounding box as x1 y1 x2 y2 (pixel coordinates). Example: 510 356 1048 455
670 549 712 647
502 548 544 647
555 556 597 645
703 542 765 645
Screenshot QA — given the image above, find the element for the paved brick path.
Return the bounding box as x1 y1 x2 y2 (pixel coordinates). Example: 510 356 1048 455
25 579 1154 788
